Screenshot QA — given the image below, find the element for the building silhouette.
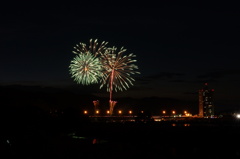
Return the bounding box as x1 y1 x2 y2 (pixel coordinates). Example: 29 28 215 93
198 83 214 117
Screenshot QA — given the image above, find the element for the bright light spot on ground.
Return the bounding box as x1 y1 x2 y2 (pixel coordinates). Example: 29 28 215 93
236 114 240 119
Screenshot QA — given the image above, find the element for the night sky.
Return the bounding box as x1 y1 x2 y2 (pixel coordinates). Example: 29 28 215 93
1 1 240 113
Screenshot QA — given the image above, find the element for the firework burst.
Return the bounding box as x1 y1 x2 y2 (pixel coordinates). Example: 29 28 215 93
100 46 140 101
69 39 108 85
72 39 108 56
69 39 140 116
69 52 103 85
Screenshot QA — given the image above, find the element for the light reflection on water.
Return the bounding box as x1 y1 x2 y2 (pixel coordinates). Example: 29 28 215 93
63 123 240 159
171 123 190 126
68 123 193 144
68 132 108 145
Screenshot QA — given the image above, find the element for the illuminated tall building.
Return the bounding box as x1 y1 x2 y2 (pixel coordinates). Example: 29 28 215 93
198 83 214 117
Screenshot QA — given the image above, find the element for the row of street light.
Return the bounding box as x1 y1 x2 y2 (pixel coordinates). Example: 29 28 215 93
83 110 192 116
84 110 132 115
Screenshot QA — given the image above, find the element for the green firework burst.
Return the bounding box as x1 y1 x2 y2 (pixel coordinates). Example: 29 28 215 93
69 52 103 85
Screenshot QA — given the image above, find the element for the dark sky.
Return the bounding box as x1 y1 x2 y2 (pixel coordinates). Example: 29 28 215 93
1 1 240 113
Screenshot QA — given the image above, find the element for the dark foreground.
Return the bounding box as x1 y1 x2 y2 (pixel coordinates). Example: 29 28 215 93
1 116 240 159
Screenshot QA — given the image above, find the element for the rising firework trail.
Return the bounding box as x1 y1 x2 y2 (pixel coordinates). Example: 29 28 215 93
93 100 100 115
100 46 140 115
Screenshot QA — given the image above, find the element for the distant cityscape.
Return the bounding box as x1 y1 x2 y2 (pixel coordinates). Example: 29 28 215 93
72 83 215 118
47 83 240 123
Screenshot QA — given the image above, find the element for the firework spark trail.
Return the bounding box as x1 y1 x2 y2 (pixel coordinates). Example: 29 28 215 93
100 46 140 101
72 39 108 56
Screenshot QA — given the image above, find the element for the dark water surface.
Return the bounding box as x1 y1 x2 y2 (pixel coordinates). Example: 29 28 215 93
2 119 240 159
